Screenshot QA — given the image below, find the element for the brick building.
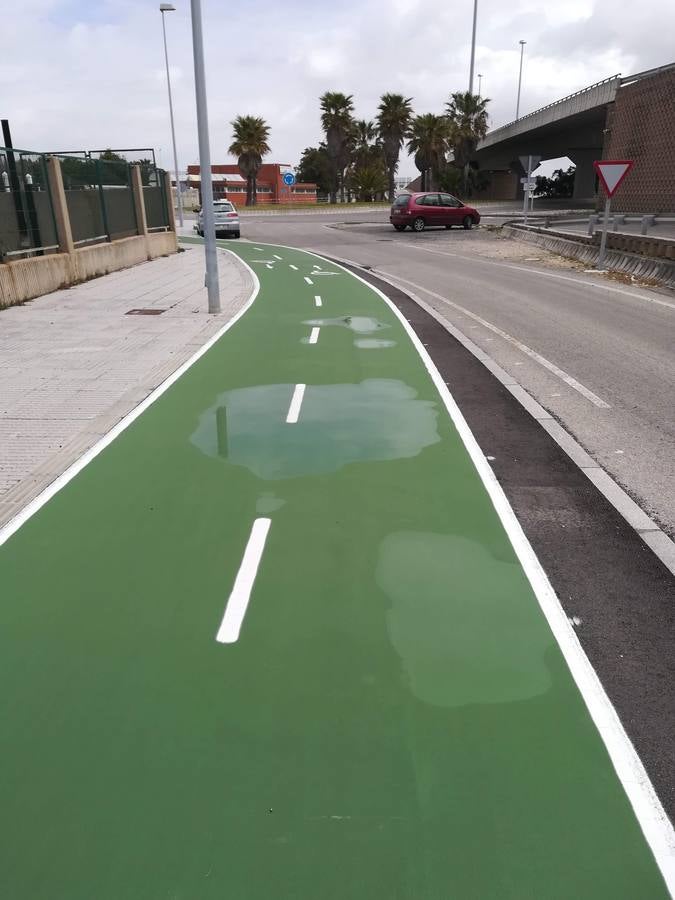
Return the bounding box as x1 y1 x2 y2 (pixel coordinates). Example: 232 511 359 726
600 66 675 212
186 163 317 205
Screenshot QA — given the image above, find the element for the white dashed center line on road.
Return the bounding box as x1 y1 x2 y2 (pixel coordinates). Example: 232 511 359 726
304 277 314 285
289 264 298 270
309 327 320 344
273 254 283 260
286 384 306 424
314 295 322 307
216 518 272 644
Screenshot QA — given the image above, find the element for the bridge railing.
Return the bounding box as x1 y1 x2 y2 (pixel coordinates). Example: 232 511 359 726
480 74 622 147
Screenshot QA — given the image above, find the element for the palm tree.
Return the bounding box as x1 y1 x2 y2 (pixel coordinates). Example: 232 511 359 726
376 93 413 201
228 115 271 206
406 114 450 191
352 119 378 166
320 91 355 203
445 91 489 170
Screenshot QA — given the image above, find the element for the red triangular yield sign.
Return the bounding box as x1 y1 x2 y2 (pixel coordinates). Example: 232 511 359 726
594 160 634 198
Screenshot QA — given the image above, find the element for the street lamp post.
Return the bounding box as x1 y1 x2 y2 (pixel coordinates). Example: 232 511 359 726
159 3 184 229
189 0 220 314
516 40 526 120
468 0 478 94
477 73 483 97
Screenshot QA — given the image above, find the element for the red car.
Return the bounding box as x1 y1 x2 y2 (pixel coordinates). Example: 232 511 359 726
390 191 480 232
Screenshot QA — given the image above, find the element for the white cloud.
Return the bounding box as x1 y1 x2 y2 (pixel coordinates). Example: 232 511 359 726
2 0 673 175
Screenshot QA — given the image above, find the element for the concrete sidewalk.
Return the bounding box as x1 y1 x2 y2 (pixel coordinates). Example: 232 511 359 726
0 244 252 528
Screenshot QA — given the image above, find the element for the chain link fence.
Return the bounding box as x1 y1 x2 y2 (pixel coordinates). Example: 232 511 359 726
0 150 59 259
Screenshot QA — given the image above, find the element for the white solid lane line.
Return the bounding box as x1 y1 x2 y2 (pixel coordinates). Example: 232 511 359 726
380 271 611 408
273 254 283 260
216 518 272 644
309 327 320 344
286 383 306 424
314 295 322 307
289 264 299 270
304 276 314 285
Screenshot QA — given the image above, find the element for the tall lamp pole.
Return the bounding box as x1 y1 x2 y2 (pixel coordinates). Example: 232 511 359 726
189 0 220 313
477 73 483 97
468 0 478 93
516 40 526 120
159 3 184 228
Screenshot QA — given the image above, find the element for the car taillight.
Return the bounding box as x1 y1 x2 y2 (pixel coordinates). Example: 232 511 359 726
227 212 238 218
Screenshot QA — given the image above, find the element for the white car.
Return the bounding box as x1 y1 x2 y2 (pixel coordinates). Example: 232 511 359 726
195 199 240 239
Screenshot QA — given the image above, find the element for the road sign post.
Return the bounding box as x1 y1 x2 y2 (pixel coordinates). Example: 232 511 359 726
593 160 633 270
519 155 541 226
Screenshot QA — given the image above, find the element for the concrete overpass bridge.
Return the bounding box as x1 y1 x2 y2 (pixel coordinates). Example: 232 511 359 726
474 64 675 204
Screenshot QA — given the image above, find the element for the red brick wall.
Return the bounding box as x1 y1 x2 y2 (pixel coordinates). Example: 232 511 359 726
599 68 675 213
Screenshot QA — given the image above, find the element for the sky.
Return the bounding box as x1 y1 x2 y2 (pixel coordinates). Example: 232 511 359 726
2 0 674 179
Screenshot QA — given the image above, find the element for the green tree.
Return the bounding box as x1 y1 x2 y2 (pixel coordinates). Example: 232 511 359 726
346 120 387 201
296 145 332 195
319 91 355 203
376 93 414 201
228 115 271 206
535 165 575 199
407 114 450 191
445 91 489 169
99 149 126 162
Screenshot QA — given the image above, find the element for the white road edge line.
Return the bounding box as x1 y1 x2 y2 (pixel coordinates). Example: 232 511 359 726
216 518 272 644
304 276 314 285
0 250 261 550
379 272 611 408
256 242 675 893
309 327 320 344
314 295 322 307
286 383 306 423
399 242 675 311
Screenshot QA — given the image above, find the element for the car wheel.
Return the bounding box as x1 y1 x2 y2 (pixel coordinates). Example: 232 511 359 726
462 216 473 230
234 231 240 239
412 217 425 232
197 229 203 237
393 224 406 232
445 224 452 229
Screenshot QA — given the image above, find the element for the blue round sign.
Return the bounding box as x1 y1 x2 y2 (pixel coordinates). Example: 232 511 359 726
282 172 296 186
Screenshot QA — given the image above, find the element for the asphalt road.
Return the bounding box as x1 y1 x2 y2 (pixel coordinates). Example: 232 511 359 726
238 211 675 539
1 240 671 897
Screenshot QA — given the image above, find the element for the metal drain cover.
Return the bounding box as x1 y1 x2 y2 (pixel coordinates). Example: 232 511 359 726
126 308 166 316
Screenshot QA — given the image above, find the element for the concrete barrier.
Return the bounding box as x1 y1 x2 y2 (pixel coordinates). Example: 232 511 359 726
503 224 675 289
0 160 177 309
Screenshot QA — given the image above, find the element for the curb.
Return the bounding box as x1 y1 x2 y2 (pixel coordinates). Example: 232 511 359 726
323 251 675 578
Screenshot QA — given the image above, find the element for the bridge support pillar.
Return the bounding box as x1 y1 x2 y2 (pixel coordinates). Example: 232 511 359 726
569 149 602 201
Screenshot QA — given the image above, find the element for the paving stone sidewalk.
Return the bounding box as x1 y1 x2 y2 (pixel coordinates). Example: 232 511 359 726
0 244 252 528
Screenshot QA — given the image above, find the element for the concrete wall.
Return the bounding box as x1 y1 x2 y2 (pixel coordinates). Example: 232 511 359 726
0 161 177 309
0 231 177 309
600 68 675 213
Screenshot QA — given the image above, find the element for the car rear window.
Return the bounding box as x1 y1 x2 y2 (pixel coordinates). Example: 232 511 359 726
393 194 410 207
214 201 234 212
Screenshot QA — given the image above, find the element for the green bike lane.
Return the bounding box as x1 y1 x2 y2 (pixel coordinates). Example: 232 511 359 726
0 240 671 898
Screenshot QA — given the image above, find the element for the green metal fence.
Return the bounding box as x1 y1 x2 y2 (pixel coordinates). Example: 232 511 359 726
57 155 138 245
1 149 172 260
143 164 171 232
0 149 59 260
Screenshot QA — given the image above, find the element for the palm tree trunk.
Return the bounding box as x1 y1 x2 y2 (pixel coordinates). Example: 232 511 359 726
252 174 257 206
339 171 345 203
246 175 253 207
388 167 396 201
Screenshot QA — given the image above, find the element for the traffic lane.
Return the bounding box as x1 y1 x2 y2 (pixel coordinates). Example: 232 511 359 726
241 219 675 537
357 242 675 537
